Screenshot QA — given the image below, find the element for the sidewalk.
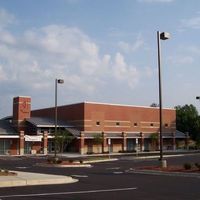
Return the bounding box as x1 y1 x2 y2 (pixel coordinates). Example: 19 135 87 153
0 171 78 188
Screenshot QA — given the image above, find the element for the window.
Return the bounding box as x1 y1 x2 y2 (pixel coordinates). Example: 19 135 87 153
150 123 154 127
134 123 138 127
96 121 100 126
165 123 168 127
116 122 120 126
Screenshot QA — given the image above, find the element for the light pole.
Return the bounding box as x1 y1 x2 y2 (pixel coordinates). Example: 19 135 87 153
157 31 170 165
54 78 64 159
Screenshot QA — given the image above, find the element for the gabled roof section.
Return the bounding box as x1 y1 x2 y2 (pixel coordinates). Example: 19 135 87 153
27 117 73 128
0 120 17 135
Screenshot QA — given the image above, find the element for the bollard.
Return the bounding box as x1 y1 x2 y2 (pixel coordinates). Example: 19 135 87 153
161 160 167 168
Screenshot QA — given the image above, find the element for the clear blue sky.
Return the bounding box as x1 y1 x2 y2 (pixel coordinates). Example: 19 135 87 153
0 0 200 117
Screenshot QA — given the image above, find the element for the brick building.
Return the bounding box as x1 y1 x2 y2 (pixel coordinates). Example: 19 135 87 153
0 96 188 155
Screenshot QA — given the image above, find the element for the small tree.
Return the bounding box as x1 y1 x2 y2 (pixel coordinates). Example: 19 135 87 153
150 133 158 151
93 134 103 153
56 129 75 154
150 103 159 107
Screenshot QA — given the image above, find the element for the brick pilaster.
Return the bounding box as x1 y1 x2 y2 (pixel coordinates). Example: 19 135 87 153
19 131 24 155
43 131 48 155
80 132 85 155
172 132 176 150
102 132 108 153
140 132 144 152
122 132 127 152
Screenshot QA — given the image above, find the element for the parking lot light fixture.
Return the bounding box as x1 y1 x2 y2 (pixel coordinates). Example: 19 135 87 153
157 31 170 165
54 78 64 159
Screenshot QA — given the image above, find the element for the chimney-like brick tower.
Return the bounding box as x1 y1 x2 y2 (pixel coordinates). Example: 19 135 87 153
13 96 31 132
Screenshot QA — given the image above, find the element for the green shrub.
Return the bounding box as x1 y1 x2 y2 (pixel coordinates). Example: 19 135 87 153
195 162 200 170
47 157 62 164
183 163 192 170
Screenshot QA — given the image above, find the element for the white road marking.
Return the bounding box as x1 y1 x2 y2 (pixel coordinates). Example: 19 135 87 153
72 175 88 178
113 171 123 174
0 187 137 198
15 167 28 169
106 167 120 170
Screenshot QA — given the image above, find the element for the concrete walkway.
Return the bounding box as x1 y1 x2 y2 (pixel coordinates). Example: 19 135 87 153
0 171 78 188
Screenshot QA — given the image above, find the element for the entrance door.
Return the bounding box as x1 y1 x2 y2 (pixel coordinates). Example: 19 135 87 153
127 139 136 151
24 142 32 154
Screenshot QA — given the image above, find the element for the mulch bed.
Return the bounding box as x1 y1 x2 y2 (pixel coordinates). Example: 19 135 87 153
0 171 17 176
48 161 83 165
138 166 200 173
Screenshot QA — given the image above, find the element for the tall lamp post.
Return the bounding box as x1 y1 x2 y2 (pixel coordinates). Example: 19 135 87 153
54 78 64 158
157 31 170 165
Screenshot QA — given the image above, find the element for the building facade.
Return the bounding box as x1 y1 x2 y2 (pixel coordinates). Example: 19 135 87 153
0 96 188 155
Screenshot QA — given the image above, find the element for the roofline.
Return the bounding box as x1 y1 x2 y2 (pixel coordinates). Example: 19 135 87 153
32 101 175 111
14 96 31 98
83 101 175 110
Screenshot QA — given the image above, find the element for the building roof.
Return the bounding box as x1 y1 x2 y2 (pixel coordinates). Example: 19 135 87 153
0 120 17 135
175 130 187 138
26 117 73 128
65 127 80 137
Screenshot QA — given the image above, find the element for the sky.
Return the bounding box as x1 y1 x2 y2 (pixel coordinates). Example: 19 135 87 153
0 0 200 117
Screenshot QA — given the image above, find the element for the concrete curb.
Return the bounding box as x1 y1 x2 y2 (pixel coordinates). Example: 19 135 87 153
129 169 200 178
36 158 118 167
132 153 200 160
81 158 118 164
36 163 92 168
0 171 78 188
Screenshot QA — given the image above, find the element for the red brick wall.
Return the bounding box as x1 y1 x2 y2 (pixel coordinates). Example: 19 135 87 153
30 101 176 134
84 103 176 133
13 96 31 131
10 139 19 155
31 103 85 130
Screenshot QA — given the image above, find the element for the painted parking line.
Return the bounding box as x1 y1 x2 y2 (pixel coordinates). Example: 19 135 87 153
106 167 121 170
0 187 137 198
15 167 29 169
113 171 124 174
71 174 88 178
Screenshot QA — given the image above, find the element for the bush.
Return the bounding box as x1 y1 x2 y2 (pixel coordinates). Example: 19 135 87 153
195 162 200 170
183 163 192 170
47 157 62 164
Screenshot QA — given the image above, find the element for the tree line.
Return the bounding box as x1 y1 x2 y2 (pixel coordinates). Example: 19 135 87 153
175 104 200 142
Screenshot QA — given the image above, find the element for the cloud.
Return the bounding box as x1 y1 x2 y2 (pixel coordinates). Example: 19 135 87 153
118 35 144 54
168 55 194 65
0 22 140 102
0 8 15 29
137 0 174 3
180 14 200 30
112 53 139 88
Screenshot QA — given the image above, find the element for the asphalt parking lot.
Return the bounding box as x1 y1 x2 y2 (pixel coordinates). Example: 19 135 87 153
0 153 199 200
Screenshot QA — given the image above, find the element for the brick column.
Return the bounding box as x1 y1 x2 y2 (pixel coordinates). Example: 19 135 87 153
140 132 144 152
80 132 85 155
19 131 24 155
185 132 189 150
172 132 176 150
122 132 127 152
43 131 48 155
102 132 108 153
